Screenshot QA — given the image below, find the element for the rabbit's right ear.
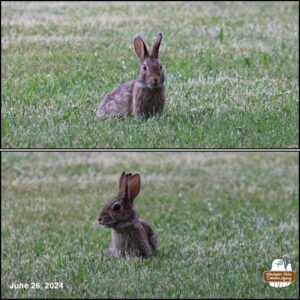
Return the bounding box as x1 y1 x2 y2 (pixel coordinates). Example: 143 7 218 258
134 34 149 62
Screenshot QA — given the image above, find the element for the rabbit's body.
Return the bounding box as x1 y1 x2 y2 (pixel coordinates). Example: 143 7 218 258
97 33 165 119
109 218 157 257
97 172 157 259
97 80 165 118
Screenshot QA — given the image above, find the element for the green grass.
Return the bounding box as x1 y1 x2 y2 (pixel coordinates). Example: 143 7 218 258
1 2 299 148
1 152 299 298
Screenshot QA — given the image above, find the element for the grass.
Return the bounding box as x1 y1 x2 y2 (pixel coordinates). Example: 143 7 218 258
1 1 299 148
1 152 299 298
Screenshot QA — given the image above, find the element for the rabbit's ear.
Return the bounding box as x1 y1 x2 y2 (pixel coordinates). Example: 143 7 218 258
119 171 130 196
127 174 141 202
134 34 149 61
151 32 162 59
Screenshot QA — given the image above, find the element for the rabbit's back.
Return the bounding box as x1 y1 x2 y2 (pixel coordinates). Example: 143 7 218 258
97 80 135 118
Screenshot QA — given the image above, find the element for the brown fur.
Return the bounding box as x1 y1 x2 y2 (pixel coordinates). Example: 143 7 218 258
97 172 157 259
97 33 165 119
132 81 165 117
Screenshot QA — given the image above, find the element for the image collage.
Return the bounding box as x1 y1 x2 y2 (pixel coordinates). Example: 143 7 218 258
1 1 299 299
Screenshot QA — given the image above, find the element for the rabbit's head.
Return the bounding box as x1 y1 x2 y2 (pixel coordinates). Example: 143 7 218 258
134 33 164 89
97 172 140 228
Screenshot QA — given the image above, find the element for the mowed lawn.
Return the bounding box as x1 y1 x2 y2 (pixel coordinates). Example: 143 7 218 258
1 2 299 148
1 152 299 298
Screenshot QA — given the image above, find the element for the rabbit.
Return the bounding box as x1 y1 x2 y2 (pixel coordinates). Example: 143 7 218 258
97 33 165 119
97 172 157 259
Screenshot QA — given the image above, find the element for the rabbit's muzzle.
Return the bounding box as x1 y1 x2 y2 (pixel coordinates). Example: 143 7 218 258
97 212 119 228
151 77 159 86
97 213 110 226
147 78 164 89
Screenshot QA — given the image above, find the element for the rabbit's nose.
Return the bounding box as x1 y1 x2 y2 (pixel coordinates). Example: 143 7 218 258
153 78 159 84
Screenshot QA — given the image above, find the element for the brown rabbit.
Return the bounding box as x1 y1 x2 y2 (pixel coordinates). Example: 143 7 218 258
97 172 157 258
97 33 165 119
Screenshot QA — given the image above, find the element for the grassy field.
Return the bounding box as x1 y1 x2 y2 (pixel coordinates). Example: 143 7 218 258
1 152 299 298
1 1 299 148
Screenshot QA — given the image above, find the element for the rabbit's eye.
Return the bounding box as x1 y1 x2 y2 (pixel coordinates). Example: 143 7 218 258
113 203 121 211
143 65 147 71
